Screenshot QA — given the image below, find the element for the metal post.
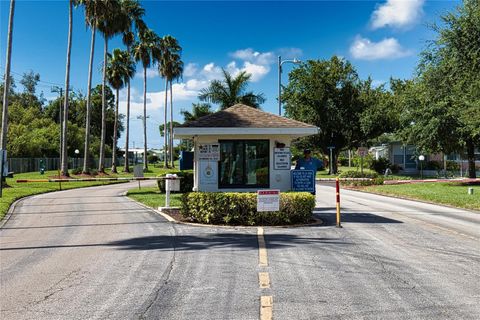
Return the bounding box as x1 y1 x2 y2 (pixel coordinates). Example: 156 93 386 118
0 149 4 197
336 177 341 228
278 55 282 116
165 177 171 207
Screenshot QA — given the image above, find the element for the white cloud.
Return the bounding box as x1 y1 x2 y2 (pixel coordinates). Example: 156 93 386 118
350 36 412 60
184 63 198 77
135 66 158 79
230 48 275 65
277 47 303 59
370 0 425 30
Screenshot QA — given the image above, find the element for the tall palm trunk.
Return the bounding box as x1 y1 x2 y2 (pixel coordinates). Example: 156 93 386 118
169 80 174 167
98 36 108 173
61 0 73 177
143 67 148 171
124 78 131 173
123 45 131 173
0 0 15 151
82 26 95 174
163 79 168 168
111 88 119 173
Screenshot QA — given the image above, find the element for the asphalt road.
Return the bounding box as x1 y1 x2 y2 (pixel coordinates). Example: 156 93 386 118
1 181 479 319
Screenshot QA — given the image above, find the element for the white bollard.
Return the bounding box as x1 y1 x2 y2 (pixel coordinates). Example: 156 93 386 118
468 187 474 195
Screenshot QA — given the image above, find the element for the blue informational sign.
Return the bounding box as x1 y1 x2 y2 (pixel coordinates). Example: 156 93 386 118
291 170 315 192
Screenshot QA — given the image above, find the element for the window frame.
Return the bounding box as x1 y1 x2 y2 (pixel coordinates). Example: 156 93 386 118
218 139 270 189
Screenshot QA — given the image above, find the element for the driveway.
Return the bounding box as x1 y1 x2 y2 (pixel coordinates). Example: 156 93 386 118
1 182 479 319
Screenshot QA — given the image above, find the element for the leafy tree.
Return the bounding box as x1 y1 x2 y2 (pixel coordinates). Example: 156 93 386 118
199 69 265 110
283 56 388 173
106 48 135 173
20 70 40 95
398 0 479 178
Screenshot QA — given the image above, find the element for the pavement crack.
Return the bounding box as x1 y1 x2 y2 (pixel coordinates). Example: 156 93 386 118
138 223 178 319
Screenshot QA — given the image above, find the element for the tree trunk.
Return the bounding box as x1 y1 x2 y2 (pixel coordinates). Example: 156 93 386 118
0 0 15 152
164 79 168 168
466 139 477 179
124 77 131 173
61 0 73 177
98 36 108 173
169 80 174 167
111 88 119 173
82 26 95 174
143 67 148 171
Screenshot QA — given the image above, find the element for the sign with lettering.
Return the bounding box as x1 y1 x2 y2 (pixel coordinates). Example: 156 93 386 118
199 161 217 185
357 147 369 157
274 148 291 170
133 164 144 178
257 190 280 212
291 170 315 192
198 143 220 161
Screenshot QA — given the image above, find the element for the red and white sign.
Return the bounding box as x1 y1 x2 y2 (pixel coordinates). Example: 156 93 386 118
257 190 280 212
357 147 369 157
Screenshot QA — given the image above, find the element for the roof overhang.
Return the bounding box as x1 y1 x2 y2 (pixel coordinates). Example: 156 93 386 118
174 127 320 139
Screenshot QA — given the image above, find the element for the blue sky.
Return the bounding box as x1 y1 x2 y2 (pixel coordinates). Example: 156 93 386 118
1 0 460 150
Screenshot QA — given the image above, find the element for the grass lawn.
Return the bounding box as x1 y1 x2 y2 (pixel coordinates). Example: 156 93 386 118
0 163 181 221
362 182 480 211
127 186 183 208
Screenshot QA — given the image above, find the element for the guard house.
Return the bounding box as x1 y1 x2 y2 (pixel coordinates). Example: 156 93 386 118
174 104 319 192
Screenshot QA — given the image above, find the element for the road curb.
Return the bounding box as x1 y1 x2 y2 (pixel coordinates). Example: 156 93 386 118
123 192 324 229
342 186 480 214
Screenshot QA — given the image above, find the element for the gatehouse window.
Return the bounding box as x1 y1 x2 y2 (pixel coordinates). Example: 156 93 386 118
219 140 269 188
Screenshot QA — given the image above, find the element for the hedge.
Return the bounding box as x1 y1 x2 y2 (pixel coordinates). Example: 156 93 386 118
157 170 194 193
338 170 383 186
181 192 315 226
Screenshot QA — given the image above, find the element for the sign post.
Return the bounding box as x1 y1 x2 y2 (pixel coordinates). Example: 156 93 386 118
134 164 144 189
291 170 315 193
257 190 280 212
357 147 368 174
0 149 4 197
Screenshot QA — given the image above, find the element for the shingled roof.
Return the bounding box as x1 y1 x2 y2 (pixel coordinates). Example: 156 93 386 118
180 104 316 128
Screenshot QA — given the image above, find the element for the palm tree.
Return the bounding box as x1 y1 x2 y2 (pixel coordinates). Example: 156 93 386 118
132 29 161 171
180 103 214 122
120 0 145 173
60 0 74 177
97 0 129 173
106 49 135 173
158 35 181 168
78 0 104 174
199 69 266 110
169 54 183 167
0 0 15 156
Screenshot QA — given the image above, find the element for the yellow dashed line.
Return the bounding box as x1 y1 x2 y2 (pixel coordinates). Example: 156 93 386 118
259 272 270 289
260 296 273 320
257 227 268 267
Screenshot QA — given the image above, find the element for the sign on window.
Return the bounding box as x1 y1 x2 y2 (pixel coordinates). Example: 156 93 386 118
257 190 280 212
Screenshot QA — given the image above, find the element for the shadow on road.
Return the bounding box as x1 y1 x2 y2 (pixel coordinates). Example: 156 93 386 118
314 207 403 226
0 233 352 252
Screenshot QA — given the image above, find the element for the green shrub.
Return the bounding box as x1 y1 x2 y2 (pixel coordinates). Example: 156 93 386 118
446 160 459 171
425 160 441 170
70 167 82 175
337 155 349 166
389 164 402 173
148 154 159 163
370 157 391 174
352 154 373 169
157 170 194 193
338 170 378 179
181 192 315 225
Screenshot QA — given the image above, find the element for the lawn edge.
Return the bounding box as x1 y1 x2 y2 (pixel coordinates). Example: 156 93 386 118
344 186 480 214
0 181 128 227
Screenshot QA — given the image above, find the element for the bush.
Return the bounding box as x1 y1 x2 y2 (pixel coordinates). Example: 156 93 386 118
446 160 459 171
157 170 194 193
425 160 442 170
181 192 315 225
352 154 373 169
389 164 402 174
148 154 159 163
370 157 391 174
70 167 82 175
338 170 378 179
338 155 349 166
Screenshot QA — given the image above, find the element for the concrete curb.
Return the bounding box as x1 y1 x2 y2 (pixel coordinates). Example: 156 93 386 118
123 192 324 229
342 186 480 214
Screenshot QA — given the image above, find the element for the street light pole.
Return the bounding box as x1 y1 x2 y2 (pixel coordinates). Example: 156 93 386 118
278 56 301 116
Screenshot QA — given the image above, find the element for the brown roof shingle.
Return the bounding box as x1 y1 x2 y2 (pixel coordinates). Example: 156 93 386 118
180 104 316 129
